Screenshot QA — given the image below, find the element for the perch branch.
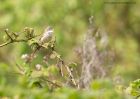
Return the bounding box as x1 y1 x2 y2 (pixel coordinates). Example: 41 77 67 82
0 36 39 47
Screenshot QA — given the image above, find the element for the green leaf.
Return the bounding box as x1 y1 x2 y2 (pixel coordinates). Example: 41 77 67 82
68 62 77 68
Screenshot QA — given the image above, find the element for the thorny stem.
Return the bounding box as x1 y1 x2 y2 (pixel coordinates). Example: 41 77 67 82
58 58 79 88
0 28 41 47
0 36 38 47
0 41 12 47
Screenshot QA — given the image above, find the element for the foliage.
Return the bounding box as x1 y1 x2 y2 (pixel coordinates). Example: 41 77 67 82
0 0 140 99
125 79 140 99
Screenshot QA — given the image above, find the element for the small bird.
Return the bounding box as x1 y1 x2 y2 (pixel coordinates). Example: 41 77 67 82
39 26 53 44
31 26 54 57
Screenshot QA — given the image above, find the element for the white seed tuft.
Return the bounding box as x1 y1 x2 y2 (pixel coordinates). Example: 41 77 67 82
35 64 42 71
21 54 29 60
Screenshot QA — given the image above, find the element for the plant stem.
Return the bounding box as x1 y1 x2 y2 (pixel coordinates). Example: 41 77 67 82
0 36 38 47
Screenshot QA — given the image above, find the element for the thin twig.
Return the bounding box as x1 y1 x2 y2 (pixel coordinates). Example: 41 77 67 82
5 29 13 41
0 41 12 47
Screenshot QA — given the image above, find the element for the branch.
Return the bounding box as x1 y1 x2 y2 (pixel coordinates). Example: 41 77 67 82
0 41 12 47
0 36 39 47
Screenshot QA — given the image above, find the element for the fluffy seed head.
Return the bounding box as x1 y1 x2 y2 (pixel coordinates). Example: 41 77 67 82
21 54 29 60
35 64 42 71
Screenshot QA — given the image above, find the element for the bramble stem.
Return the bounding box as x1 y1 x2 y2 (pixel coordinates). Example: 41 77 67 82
0 41 12 47
0 36 38 47
58 58 78 88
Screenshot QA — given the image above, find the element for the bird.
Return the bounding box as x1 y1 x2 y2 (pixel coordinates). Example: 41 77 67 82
39 26 53 44
31 26 54 57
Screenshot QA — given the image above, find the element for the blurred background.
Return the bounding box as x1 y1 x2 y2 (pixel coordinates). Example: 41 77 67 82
0 0 140 98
